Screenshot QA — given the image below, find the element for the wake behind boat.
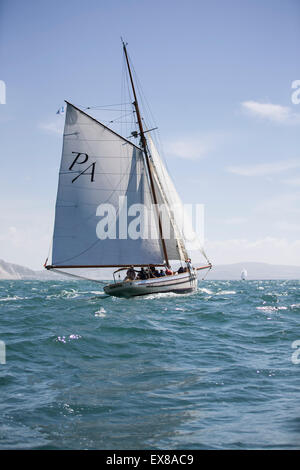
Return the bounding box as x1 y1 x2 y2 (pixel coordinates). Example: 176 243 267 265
44 41 212 298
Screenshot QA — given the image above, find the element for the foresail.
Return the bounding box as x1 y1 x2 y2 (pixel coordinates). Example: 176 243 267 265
147 135 209 262
50 103 164 267
150 161 187 261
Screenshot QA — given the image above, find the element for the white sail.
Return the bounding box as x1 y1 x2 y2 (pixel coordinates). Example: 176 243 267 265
151 165 186 261
147 135 209 262
50 103 164 267
241 268 247 280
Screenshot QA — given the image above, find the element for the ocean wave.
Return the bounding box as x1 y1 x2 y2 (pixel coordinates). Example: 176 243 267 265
0 295 27 302
256 306 288 312
46 289 80 299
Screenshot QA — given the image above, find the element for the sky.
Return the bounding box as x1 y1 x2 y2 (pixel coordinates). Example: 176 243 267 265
0 0 300 270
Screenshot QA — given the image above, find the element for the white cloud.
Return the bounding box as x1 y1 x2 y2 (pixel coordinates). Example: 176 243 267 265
241 100 300 124
165 138 211 160
227 159 300 176
164 132 228 160
204 237 300 266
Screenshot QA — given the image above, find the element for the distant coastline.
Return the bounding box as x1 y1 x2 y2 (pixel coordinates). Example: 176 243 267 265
0 259 299 281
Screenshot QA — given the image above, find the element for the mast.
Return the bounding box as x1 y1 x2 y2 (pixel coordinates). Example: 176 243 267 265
122 40 170 267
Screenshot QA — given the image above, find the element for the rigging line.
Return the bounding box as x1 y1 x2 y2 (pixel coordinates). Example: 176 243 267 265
107 111 134 123
99 120 134 124
127 65 182 233
128 59 157 129
86 102 131 108
128 59 168 174
50 268 110 289
201 266 212 280
84 108 132 112
133 75 187 224
77 103 131 110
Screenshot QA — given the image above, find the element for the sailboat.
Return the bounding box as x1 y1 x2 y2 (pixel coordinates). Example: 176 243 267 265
44 41 212 298
241 268 247 280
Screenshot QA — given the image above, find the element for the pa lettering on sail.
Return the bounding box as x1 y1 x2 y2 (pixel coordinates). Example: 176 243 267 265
69 151 96 183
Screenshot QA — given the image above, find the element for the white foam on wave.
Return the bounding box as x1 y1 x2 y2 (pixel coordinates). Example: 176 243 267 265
198 288 213 295
141 290 196 300
217 290 236 295
95 307 106 317
47 289 80 299
256 306 287 312
0 295 26 302
56 334 82 343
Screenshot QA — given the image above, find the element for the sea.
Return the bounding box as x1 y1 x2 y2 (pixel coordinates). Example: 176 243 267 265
0 279 300 450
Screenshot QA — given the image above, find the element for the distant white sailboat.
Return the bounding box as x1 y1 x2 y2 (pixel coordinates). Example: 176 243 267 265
44 41 211 298
241 268 248 280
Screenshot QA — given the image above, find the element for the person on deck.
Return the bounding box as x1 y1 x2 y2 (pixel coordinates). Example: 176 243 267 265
139 267 147 280
165 267 173 276
186 259 192 271
159 270 165 277
125 266 136 281
150 265 159 278
178 266 184 274
146 267 152 278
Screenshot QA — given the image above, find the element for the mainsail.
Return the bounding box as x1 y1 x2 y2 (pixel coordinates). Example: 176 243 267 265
49 102 165 268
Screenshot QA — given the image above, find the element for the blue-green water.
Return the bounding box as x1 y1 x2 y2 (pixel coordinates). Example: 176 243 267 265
0 279 300 449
